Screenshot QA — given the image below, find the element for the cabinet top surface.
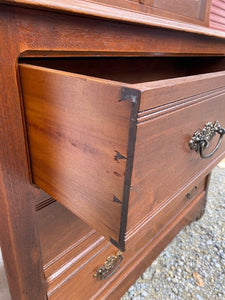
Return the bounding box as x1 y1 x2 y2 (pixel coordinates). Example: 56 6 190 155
2 0 225 39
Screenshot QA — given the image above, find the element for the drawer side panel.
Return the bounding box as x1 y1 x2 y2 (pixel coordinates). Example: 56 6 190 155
19 64 132 243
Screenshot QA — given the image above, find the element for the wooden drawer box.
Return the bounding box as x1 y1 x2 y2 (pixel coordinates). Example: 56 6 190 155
19 57 225 250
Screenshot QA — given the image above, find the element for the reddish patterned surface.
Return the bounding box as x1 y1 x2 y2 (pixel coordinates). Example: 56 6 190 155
209 0 225 31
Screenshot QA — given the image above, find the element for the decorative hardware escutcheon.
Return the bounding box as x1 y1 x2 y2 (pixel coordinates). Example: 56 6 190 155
93 251 123 280
189 121 225 159
186 186 198 199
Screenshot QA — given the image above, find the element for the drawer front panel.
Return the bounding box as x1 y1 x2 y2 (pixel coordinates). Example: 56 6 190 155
47 186 207 300
127 90 225 232
137 71 225 111
126 176 207 244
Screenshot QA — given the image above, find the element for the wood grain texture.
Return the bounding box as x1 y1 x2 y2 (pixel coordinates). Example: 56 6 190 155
36 201 95 268
0 6 47 300
13 6 225 56
105 190 208 300
0 3 225 300
20 59 225 251
137 66 225 111
36 201 107 294
19 63 132 243
1 0 225 37
127 85 225 233
125 177 207 243
41 184 208 300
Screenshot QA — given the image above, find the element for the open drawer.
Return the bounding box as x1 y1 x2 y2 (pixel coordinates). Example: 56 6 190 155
19 57 225 250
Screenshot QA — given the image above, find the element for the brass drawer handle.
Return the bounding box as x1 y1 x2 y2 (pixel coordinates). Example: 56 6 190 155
189 121 225 159
93 251 123 280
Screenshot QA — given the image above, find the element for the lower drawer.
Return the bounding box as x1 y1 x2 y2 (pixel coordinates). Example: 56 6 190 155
125 175 208 248
36 176 209 300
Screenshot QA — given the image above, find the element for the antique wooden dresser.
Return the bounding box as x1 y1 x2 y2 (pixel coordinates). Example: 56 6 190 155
0 1 225 299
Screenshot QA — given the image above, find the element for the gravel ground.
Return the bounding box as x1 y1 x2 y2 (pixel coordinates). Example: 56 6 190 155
121 164 225 300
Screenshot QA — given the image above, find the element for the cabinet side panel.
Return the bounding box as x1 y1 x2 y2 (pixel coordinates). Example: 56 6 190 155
0 7 47 300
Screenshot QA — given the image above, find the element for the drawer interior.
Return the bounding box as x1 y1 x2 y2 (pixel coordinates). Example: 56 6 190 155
19 56 225 84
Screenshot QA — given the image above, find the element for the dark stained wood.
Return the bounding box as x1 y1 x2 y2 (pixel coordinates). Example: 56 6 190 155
19 63 131 243
15 7 225 56
11 6 225 56
19 58 225 251
0 2 225 300
127 85 225 233
105 191 208 300
36 201 96 268
0 6 47 300
35 197 55 211
1 0 224 37
36 200 113 298
137 71 225 111
39 186 208 300
125 177 207 246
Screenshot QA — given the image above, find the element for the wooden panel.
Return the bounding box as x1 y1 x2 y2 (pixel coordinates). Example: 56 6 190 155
127 88 225 232
36 201 107 294
20 59 225 251
137 70 225 111
19 63 132 244
1 3 225 300
44 189 208 300
125 177 207 242
0 0 224 37
14 5 225 57
0 7 47 300
36 201 95 267
104 190 208 300
1 0 215 29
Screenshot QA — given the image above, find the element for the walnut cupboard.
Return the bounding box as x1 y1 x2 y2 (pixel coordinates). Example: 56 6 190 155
0 1 225 299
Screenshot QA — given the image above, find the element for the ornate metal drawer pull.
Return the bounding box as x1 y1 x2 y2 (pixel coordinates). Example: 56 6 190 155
93 251 123 280
189 121 225 159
